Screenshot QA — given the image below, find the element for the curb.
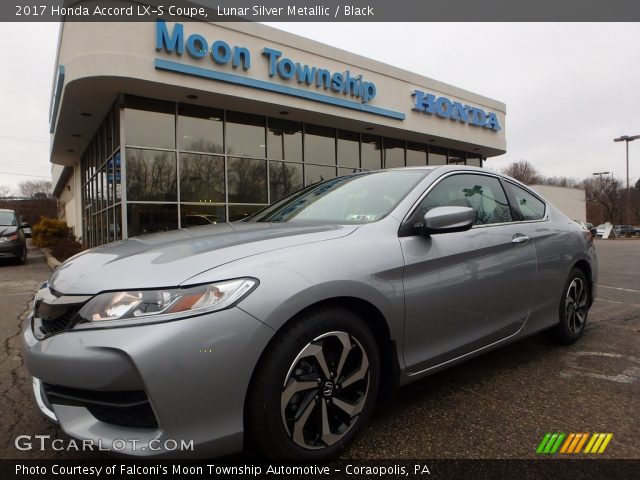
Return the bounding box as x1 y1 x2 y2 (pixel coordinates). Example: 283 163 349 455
42 248 62 271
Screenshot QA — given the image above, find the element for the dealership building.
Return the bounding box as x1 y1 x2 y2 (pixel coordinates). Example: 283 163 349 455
50 17 507 247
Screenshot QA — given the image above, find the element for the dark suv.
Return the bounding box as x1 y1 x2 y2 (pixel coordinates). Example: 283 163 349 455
0 209 27 264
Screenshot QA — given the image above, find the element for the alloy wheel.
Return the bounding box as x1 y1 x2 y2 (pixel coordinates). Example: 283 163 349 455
280 331 370 450
565 277 587 334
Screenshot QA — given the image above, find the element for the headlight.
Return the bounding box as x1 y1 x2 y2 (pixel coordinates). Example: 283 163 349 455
77 278 258 326
0 233 18 242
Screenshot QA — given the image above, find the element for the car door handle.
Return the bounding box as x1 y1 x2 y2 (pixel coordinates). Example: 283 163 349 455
512 234 529 244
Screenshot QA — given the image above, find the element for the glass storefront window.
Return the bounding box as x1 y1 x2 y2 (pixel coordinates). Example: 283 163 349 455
114 204 122 240
106 111 114 158
229 204 265 222
113 151 122 203
226 112 265 158
267 118 302 161
179 153 225 203
448 149 466 165
428 146 447 165
127 203 178 237
269 161 303 202
126 148 177 201
466 154 482 167
82 98 488 248
406 142 427 166
305 164 336 186
178 104 224 154
304 125 336 165
337 130 359 168
180 204 226 227
361 134 382 170
125 109 175 150
383 138 405 168
228 157 267 203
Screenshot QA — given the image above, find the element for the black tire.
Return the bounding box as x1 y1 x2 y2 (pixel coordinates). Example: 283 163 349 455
17 246 27 265
246 307 380 460
547 268 590 344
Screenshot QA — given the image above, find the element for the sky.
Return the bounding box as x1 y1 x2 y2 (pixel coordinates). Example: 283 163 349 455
1 22 639 194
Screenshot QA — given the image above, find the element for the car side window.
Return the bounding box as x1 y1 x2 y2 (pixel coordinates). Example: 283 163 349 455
507 183 546 220
414 174 512 226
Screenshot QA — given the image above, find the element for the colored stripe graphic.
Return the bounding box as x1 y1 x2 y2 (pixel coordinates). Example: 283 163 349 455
584 433 613 454
538 433 613 454
573 433 589 453
536 433 552 454
559 433 575 453
536 433 565 454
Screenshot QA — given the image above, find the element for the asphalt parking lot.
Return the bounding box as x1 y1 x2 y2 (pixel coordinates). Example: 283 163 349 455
0 240 638 459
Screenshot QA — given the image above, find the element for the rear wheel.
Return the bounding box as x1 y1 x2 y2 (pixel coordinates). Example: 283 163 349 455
548 268 589 344
246 307 380 459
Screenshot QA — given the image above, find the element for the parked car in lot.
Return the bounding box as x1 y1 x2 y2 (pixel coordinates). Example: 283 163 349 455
21 166 597 459
596 224 606 237
21 222 32 238
0 209 27 264
614 224 636 236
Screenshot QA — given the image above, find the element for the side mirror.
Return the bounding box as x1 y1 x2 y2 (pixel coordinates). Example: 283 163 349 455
422 206 475 235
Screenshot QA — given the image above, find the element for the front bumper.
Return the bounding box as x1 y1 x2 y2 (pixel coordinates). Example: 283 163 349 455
0 240 23 258
21 307 274 458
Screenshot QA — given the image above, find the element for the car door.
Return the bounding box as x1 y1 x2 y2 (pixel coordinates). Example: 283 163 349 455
399 172 537 374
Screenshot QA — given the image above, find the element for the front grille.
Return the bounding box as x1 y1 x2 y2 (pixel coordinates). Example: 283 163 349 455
38 308 81 336
42 383 158 429
86 402 158 429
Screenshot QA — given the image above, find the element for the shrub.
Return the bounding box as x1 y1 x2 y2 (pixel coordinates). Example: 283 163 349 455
32 217 71 248
51 237 84 262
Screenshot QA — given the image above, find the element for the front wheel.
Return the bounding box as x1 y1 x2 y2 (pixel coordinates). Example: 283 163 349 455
548 268 590 344
246 308 380 459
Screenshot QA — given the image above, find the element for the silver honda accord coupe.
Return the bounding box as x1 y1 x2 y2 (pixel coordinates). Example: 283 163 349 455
22 166 597 459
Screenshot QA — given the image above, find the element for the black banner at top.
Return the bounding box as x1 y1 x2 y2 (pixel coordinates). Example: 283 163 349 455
2 0 640 22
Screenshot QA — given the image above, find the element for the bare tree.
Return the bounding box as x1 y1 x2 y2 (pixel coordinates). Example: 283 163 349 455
19 180 52 199
502 160 541 185
0 185 12 197
583 176 622 224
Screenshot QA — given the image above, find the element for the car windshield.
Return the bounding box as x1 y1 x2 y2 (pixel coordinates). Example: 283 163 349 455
0 212 16 226
248 169 430 224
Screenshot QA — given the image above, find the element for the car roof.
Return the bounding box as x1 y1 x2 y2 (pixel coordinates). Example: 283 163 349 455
0 208 16 213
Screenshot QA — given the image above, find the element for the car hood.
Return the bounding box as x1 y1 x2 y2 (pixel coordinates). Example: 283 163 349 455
0 226 18 236
49 222 357 295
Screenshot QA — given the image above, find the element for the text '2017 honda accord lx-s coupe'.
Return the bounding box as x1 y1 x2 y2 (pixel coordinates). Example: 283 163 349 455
22 166 597 459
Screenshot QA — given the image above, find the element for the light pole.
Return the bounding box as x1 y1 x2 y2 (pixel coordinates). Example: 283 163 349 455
614 134 640 225
593 171 611 223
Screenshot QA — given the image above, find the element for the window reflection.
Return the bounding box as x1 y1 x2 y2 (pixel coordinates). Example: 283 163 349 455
361 134 382 170
126 148 177 201
229 204 264 222
304 125 335 165
305 164 336 186
337 130 359 168
128 203 178 237
226 112 265 158
269 161 303 202
466 154 482 167
178 104 224 153
448 149 466 165
406 142 427 166
181 204 226 227
125 109 175 149
383 138 405 168
179 154 225 203
267 118 302 161
228 157 267 203
428 146 447 165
